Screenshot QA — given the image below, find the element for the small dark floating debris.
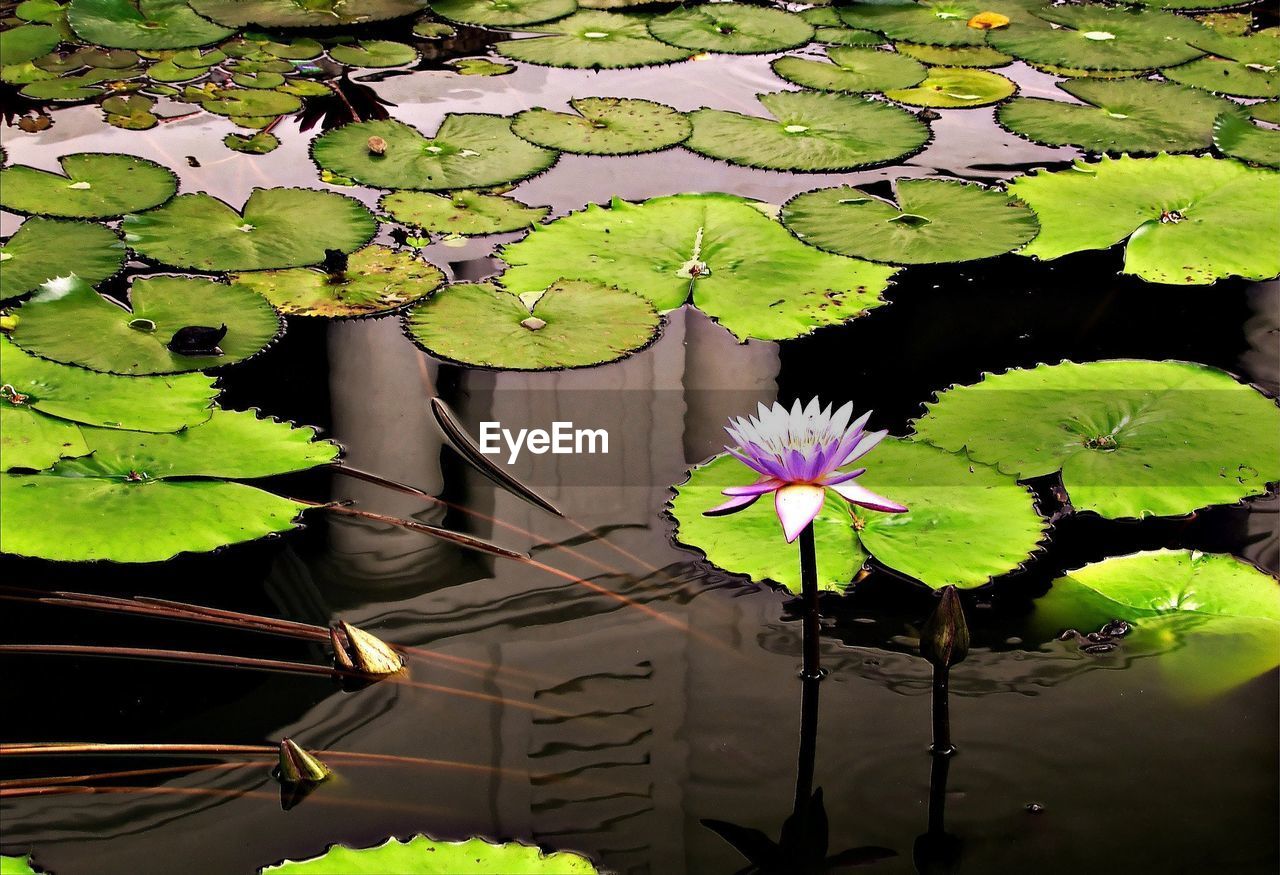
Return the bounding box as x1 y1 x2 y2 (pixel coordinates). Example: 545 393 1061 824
167 324 227 356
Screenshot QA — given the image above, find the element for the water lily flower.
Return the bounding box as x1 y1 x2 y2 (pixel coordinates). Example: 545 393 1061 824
705 399 908 543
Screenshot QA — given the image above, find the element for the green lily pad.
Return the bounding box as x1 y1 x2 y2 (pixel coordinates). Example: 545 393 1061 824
380 190 549 236
988 4 1206 71
414 19 457 37
429 0 575 26
0 152 177 218
895 41 1013 67
885 66 1015 107
499 192 897 341
103 92 157 129
311 117 556 191
19 64 144 100
230 244 443 318
814 26 884 47
0 24 61 67
1163 30 1280 99
262 835 598 874
1251 100 1280 124
511 97 690 155
449 57 515 76
669 439 1047 593
1 218 124 300
769 46 927 94
188 0 427 27
328 40 418 68
124 188 377 272
781 179 1038 265
0 408 337 563
67 0 234 50
1032 550 1280 699
1214 111 1280 168
913 358 1280 519
996 78 1236 154
646 4 813 55
406 279 659 369
0 855 43 875
225 131 281 154
11 274 282 374
837 0 1047 49
684 90 930 172
495 11 692 70
1009 154 1280 284
199 85 301 117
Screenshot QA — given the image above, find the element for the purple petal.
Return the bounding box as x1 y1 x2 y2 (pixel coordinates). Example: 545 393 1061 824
840 429 888 467
726 446 773 477
830 481 908 514
723 478 783 497
704 493 761 517
774 484 826 543
820 467 866 486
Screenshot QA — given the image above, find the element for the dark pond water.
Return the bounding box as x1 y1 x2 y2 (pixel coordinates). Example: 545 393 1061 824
1 14 1278 875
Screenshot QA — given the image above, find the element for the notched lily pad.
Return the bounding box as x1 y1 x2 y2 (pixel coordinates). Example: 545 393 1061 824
0 25 61 67
379 190 549 236
1 218 124 300
837 0 1046 49
68 0 235 50
429 0 576 27
895 41 1013 67
405 279 661 370
496 11 693 70
1213 111 1280 168
512 97 691 155
261 835 599 874
0 152 177 218
885 65 1015 108
328 40 418 68
231 244 444 318
988 4 1206 71
1163 30 1280 99
769 46 927 94
646 4 814 55
189 0 428 27
224 131 281 154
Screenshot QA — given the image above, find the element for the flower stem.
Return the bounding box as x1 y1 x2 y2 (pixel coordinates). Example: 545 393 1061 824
797 522 823 681
931 664 954 756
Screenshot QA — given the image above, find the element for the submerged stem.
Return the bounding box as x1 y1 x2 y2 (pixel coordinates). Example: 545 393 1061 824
798 523 823 681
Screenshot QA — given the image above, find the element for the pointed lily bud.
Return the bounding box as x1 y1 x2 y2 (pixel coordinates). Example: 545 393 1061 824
330 621 404 677
277 738 330 784
920 586 969 669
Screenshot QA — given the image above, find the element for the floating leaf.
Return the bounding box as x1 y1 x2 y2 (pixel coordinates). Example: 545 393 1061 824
885 65 1014 107
511 97 690 155
11 274 281 374
1163 30 1280 99
1 218 123 300
837 0 1047 49
669 439 1047 593
67 0 234 50
124 188 376 272
262 835 598 874
449 57 515 75
188 0 428 27
328 40 418 68
1251 100 1280 124
1009 154 1280 284
405 279 659 369
988 4 1206 71
0 24 61 67
646 4 813 55
1 409 337 563
380 190 549 236
914 359 1280 519
894 41 1012 66
312 117 556 191
20 64 144 100
769 46 927 93
684 90 930 172
429 0 575 26
1213 111 1280 168
103 93 157 129
813 26 884 47
199 84 301 117
231 244 443 318
782 179 1038 265
997 78 1235 153
1032 550 1280 699
414 19 456 37
225 130 281 154
0 855 42 875
495 11 692 69
499 192 896 341
0 152 176 218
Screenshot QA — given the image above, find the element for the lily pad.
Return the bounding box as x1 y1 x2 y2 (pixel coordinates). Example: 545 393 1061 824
1213 111 1280 168
11 274 282 374
124 188 377 272
67 0 235 50
769 46 927 94
646 4 813 55
1009 154 1280 284
0 855 43 875
103 93 157 129
0 152 177 218
813 27 885 47
684 90 930 172
495 11 692 70
996 78 1236 154
405 279 659 369
1251 100 1280 125
669 439 1047 593
311 117 557 191
499 192 897 341
1163 30 1280 99
230 244 444 318
781 179 1038 265
1 218 124 300
837 0 1047 49
328 40 418 68
913 359 1280 519
262 835 598 874
449 57 515 76
199 85 301 117
380 190 549 236
0 409 338 563
429 0 576 27
19 64 145 100
0 24 61 67
224 131 281 154
885 65 1014 107
188 0 428 27
511 97 690 155
1033 550 1280 699
988 4 1206 71
895 41 1013 67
